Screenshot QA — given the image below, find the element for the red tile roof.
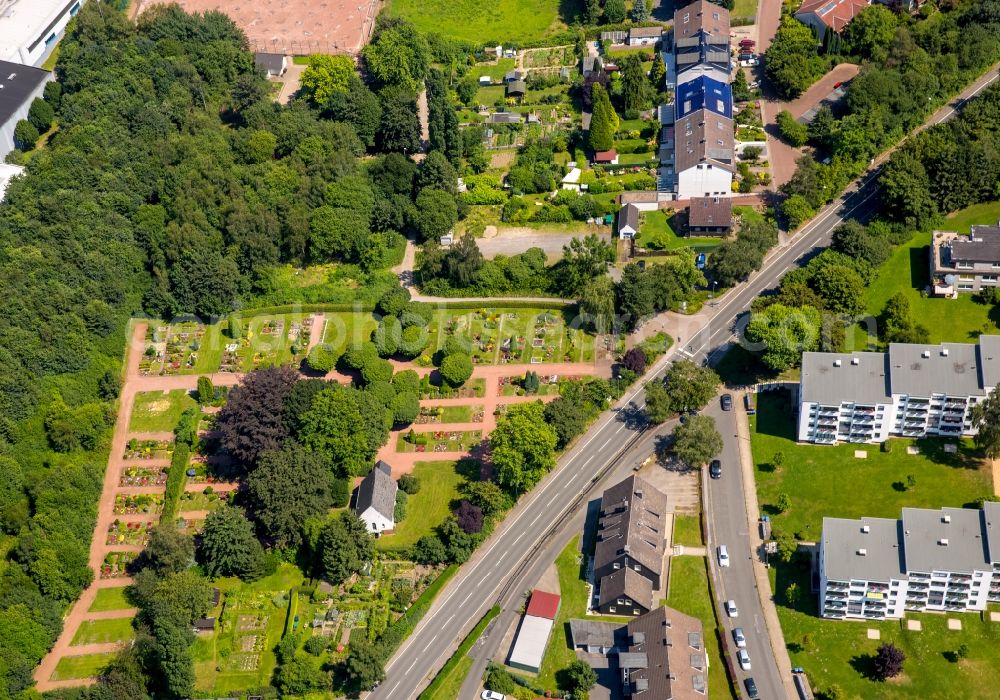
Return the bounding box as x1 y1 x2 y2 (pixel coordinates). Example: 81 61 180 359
525 590 561 620
594 149 618 162
797 0 870 32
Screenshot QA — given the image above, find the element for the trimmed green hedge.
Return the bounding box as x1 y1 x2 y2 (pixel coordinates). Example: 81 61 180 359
418 605 501 699
161 442 190 521
374 564 459 660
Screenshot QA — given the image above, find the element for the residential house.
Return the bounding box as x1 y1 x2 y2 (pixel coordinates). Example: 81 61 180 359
795 0 871 39
487 111 522 124
687 196 732 235
930 224 1000 296
569 607 707 697
672 0 731 88
506 79 526 98
0 60 52 159
674 108 735 199
628 26 663 46
504 69 524 83
255 52 288 77
617 203 640 239
594 476 668 590
354 461 397 534
819 503 1000 620
796 336 1000 444
596 567 653 615
601 30 629 45
675 75 732 122
594 149 619 165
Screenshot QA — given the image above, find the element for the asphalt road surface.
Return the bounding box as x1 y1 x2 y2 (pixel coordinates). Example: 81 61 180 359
704 400 784 699
371 66 1000 700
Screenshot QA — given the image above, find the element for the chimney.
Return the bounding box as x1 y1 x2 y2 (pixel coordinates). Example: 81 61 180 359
941 348 950 357
851 357 860 365
943 515 952 524
857 548 867 556
939 539 949 546
861 525 870 533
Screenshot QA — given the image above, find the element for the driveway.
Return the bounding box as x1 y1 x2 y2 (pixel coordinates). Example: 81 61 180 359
476 228 610 260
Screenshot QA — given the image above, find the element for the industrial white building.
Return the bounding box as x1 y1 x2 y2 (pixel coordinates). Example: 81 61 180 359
819 503 1000 620
0 0 84 67
797 336 1000 444
0 60 52 159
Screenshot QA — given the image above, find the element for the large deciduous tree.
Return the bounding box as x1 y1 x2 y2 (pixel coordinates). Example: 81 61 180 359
671 415 723 467
216 366 298 472
198 505 265 580
663 360 720 413
299 385 379 476
247 445 334 547
744 303 822 371
491 402 557 494
315 513 374 584
300 54 355 106
972 387 1000 458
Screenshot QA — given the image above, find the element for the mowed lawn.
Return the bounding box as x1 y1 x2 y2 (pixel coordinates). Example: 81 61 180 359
672 513 705 547
88 587 133 613
386 0 574 44
750 392 993 541
129 389 197 433
71 617 135 646
51 653 115 681
637 210 724 252
376 461 466 552
774 558 1000 700
858 201 1000 346
665 555 734 699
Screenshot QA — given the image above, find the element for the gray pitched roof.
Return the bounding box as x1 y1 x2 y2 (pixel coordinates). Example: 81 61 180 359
888 341 986 398
506 79 526 95
978 335 1000 390
619 203 640 232
254 52 285 74
355 461 397 521
901 506 990 574
624 606 705 700
0 60 48 127
822 516 905 583
569 618 618 649
983 501 1000 564
674 109 735 174
688 196 732 228
594 476 668 578
800 351 891 406
630 26 664 38
599 567 654 610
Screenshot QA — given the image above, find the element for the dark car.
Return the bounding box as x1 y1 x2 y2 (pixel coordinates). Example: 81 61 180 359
721 394 733 411
744 677 759 699
710 460 722 479
739 39 755 48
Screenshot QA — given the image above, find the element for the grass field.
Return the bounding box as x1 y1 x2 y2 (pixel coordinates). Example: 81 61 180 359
71 617 135 646
672 513 705 547
773 558 1000 699
386 0 575 44
88 587 133 613
439 405 477 423
636 210 724 252
536 536 632 690
666 555 736 699
50 653 114 681
129 389 197 433
377 461 469 552
468 58 517 82
750 391 993 542
731 0 758 20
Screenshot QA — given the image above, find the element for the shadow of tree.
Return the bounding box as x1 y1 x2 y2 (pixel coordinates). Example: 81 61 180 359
849 653 879 682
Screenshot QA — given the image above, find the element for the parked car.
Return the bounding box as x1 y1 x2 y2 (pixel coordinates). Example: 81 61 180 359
740 39 755 47
710 459 722 479
737 649 752 671
725 599 739 617
721 393 733 411
740 58 759 67
738 52 754 61
744 677 760 699
718 544 730 567
482 692 506 700
733 627 747 648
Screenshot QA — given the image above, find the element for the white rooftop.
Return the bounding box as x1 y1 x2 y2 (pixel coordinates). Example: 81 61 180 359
0 162 22 200
0 0 69 60
508 614 554 671
561 167 582 184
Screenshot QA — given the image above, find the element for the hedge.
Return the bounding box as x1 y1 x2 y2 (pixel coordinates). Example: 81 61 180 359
374 564 459 660
161 442 190 521
418 605 501 699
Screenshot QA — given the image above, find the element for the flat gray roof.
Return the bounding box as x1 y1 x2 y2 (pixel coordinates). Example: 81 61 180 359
801 352 891 406
888 342 985 398
901 507 990 574
822 517 904 583
978 335 1000 390
983 502 1000 564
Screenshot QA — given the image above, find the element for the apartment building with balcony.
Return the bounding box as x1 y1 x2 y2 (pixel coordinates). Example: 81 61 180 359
797 336 1000 444
930 223 1000 297
819 503 1000 620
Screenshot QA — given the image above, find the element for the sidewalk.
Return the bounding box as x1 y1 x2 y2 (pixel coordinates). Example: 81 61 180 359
733 389 798 699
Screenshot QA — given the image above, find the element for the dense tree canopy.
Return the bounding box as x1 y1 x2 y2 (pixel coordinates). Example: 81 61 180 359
491 402 558 494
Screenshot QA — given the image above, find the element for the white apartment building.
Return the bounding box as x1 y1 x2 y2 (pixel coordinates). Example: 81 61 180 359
797 336 1000 444
819 503 1000 620
0 0 84 67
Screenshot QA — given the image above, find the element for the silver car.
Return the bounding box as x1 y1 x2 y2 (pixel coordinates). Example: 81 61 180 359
737 649 751 671
733 627 747 648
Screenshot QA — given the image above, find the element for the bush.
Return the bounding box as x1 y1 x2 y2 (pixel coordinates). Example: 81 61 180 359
399 324 429 357
27 97 54 133
440 353 473 387
360 356 394 385
881 440 892 453
443 334 472 357
304 635 329 656
392 369 421 395
390 391 420 425
13 119 38 151
373 316 402 357
398 473 420 494
331 477 350 507
394 490 408 522
307 343 338 373
776 110 808 147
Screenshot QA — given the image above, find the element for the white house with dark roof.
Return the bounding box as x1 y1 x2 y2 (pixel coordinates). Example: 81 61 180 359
617 203 640 239
819 503 1000 620
354 461 397 534
0 0 83 67
930 223 1000 296
797 336 1000 444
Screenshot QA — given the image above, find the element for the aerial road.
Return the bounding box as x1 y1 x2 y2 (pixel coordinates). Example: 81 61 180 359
371 65 1000 700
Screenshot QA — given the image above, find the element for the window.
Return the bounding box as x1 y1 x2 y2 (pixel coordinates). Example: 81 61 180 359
634 564 641 571
609 607 617 613
634 608 641 614
70 1 81 15
956 261 974 269
613 562 621 569
617 598 624 605
45 32 57 46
